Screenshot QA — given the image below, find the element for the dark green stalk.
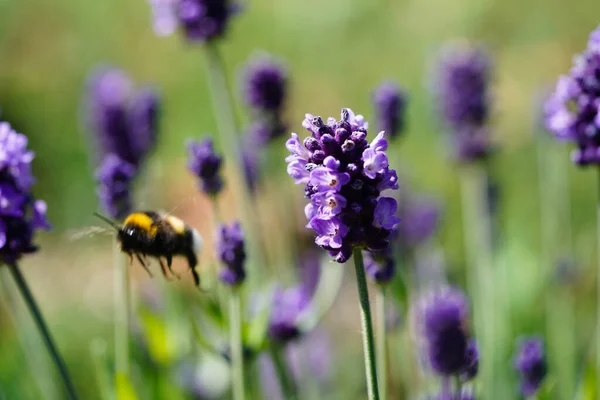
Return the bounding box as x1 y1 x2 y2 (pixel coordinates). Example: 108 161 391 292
8 263 79 400
269 343 298 400
353 248 381 400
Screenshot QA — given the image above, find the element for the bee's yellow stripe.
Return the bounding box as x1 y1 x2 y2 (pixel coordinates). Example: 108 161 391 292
124 213 158 237
165 215 186 234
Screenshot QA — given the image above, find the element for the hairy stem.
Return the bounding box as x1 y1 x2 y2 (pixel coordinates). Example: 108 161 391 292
8 263 79 400
375 288 387 400
353 248 381 400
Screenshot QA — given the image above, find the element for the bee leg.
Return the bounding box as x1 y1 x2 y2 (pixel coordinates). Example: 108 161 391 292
166 254 181 279
127 253 134 265
136 254 154 278
185 251 200 288
158 258 174 281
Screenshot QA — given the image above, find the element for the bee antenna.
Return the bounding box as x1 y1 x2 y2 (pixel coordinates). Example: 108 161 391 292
92 212 121 231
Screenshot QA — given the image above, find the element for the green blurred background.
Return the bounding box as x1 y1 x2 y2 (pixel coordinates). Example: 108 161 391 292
1 0 600 398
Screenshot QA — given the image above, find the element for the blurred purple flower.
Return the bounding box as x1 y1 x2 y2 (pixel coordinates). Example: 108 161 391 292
415 287 476 377
148 0 239 42
0 122 51 265
514 337 547 397
285 108 400 262
214 222 246 286
544 25 600 166
86 67 159 167
95 153 136 219
268 286 310 343
243 55 287 113
241 147 260 192
363 249 395 284
372 81 408 139
393 194 440 250
434 42 493 162
187 137 224 196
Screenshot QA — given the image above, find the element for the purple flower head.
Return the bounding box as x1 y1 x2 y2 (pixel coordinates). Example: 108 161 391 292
415 287 475 376
514 337 547 397
268 286 310 343
372 81 408 139
148 0 239 42
461 339 479 381
243 55 287 113
187 137 224 196
363 249 395 284
95 153 136 219
545 25 600 166
86 67 160 167
241 147 260 192
246 118 287 148
286 108 399 262
0 123 51 265
434 42 493 162
214 221 246 286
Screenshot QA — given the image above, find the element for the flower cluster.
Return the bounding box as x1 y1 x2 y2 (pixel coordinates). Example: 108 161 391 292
544 25 600 166
187 137 224 196
415 288 478 378
214 222 246 286
86 67 159 167
435 43 493 162
148 0 239 42
0 122 51 265
513 337 547 397
268 285 310 343
95 154 136 219
372 81 408 139
286 108 400 262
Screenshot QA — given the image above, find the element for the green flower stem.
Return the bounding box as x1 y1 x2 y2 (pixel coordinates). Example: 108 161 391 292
353 248 381 400
375 288 387 400
7 263 79 400
113 242 136 399
269 343 298 400
459 165 494 396
229 288 245 400
204 42 265 283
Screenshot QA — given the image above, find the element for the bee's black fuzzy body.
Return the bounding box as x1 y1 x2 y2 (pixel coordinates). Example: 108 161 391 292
116 211 202 286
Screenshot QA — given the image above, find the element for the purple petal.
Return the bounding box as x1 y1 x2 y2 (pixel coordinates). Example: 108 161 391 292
374 197 400 229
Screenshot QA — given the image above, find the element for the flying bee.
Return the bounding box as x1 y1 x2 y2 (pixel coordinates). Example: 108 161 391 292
94 211 202 286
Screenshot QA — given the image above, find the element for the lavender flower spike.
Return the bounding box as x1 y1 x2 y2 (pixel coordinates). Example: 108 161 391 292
187 137 224 196
147 0 239 42
268 286 310 343
435 42 493 162
215 222 246 286
285 108 400 262
86 67 160 167
95 153 136 219
0 122 51 265
372 81 408 139
514 337 547 397
415 287 476 376
544 25 600 166
243 55 287 113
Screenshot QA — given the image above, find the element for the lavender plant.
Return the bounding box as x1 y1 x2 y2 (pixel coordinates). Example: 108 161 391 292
544 24 600 388
0 122 76 398
286 107 400 399
372 81 408 140
513 337 547 397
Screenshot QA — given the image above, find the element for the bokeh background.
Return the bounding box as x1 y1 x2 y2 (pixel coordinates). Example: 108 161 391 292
1 0 600 398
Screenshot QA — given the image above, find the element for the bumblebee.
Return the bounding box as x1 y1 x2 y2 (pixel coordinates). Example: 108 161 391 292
94 211 202 286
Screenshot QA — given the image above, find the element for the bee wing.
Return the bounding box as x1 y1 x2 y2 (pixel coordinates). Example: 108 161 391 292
67 225 114 242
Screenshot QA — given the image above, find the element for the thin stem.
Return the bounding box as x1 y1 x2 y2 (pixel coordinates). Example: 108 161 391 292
7 263 79 400
596 166 600 389
229 288 245 400
113 242 133 395
269 343 298 400
353 248 381 400
459 165 494 396
375 288 387 400
204 43 265 283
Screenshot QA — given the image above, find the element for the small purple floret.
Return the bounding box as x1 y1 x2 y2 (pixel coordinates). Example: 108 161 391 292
187 137 224 196
514 337 547 397
215 222 246 286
